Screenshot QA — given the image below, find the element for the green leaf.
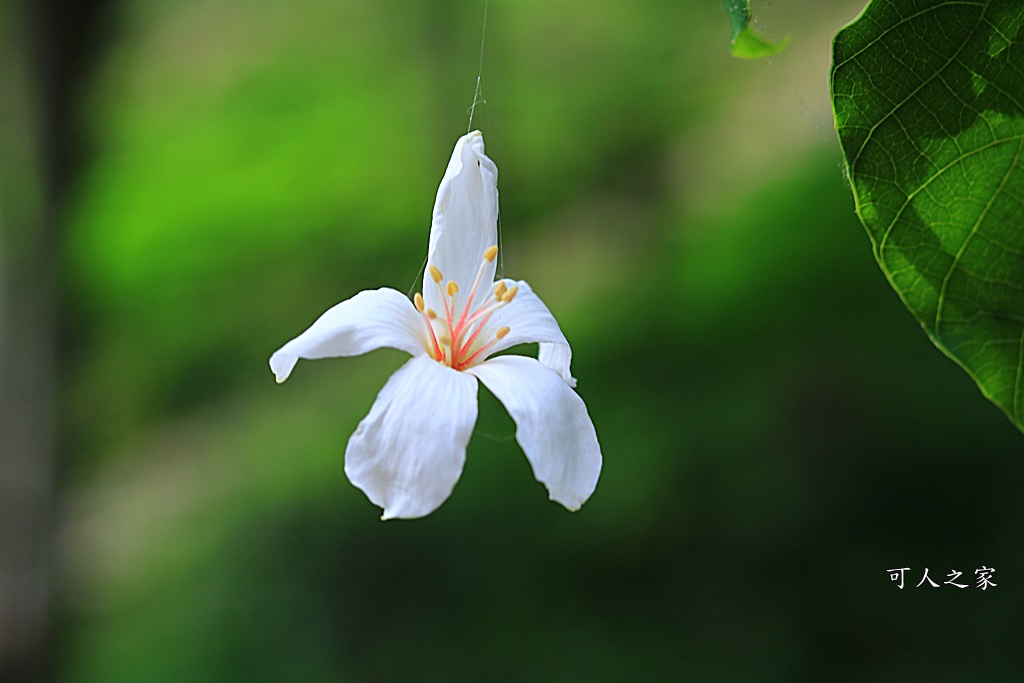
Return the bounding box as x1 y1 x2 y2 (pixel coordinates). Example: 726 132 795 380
721 0 788 59
832 0 1024 432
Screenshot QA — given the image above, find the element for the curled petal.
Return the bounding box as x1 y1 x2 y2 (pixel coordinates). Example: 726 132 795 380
467 356 601 511
423 131 499 316
269 288 425 383
483 280 576 387
538 343 575 389
345 354 479 520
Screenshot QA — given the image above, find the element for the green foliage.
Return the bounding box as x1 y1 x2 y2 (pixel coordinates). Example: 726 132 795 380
832 0 1024 432
720 0 788 59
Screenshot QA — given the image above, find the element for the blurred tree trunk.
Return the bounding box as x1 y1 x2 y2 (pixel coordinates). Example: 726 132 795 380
0 0 105 680
0 4 56 679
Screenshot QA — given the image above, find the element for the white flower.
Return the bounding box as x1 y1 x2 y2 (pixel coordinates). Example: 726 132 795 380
270 131 602 520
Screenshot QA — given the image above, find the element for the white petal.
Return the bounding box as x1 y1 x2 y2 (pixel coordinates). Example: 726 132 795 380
423 131 498 316
538 343 575 389
345 354 479 520
467 356 601 511
482 279 576 387
269 287 426 383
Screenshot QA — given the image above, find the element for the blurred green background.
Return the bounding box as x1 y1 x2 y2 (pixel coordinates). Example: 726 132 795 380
5 0 1024 680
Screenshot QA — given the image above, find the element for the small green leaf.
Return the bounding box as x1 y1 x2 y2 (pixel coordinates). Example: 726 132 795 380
832 0 1024 432
721 0 789 59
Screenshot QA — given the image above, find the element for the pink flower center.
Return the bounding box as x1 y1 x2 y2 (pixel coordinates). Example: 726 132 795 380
414 246 517 371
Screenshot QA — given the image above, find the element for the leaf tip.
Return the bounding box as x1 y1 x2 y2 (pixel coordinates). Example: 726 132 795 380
731 27 789 60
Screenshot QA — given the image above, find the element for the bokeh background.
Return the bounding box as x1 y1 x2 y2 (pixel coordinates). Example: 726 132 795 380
3 0 1023 680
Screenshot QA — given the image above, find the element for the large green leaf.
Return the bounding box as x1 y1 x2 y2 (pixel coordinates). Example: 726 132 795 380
832 0 1024 432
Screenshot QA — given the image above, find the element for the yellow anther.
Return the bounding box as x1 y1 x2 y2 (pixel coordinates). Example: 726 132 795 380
446 281 459 297
494 282 507 299
438 332 452 347
483 245 498 262
501 285 519 303
426 308 437 319
429 265 443 283
496 326 510 340
414 292 425 312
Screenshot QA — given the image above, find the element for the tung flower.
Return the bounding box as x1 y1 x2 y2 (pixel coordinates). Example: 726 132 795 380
270 131 602 519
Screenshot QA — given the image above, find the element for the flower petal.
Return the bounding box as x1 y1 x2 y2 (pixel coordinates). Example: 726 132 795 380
269 288 426 383
423 131 498 316
482 279 576 387
345 354 479 520
467 355 601 511
538 342 575 388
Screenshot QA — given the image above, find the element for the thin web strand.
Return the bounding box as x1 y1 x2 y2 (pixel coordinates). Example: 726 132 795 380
466 0 501 278
467 0 489 133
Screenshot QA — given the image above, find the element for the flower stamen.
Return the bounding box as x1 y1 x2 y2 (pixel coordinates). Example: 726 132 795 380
415 292 445 361
460 326 511 368
419 247 518 371
453 245 498 336
456 308 494 357
431 267 454 325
